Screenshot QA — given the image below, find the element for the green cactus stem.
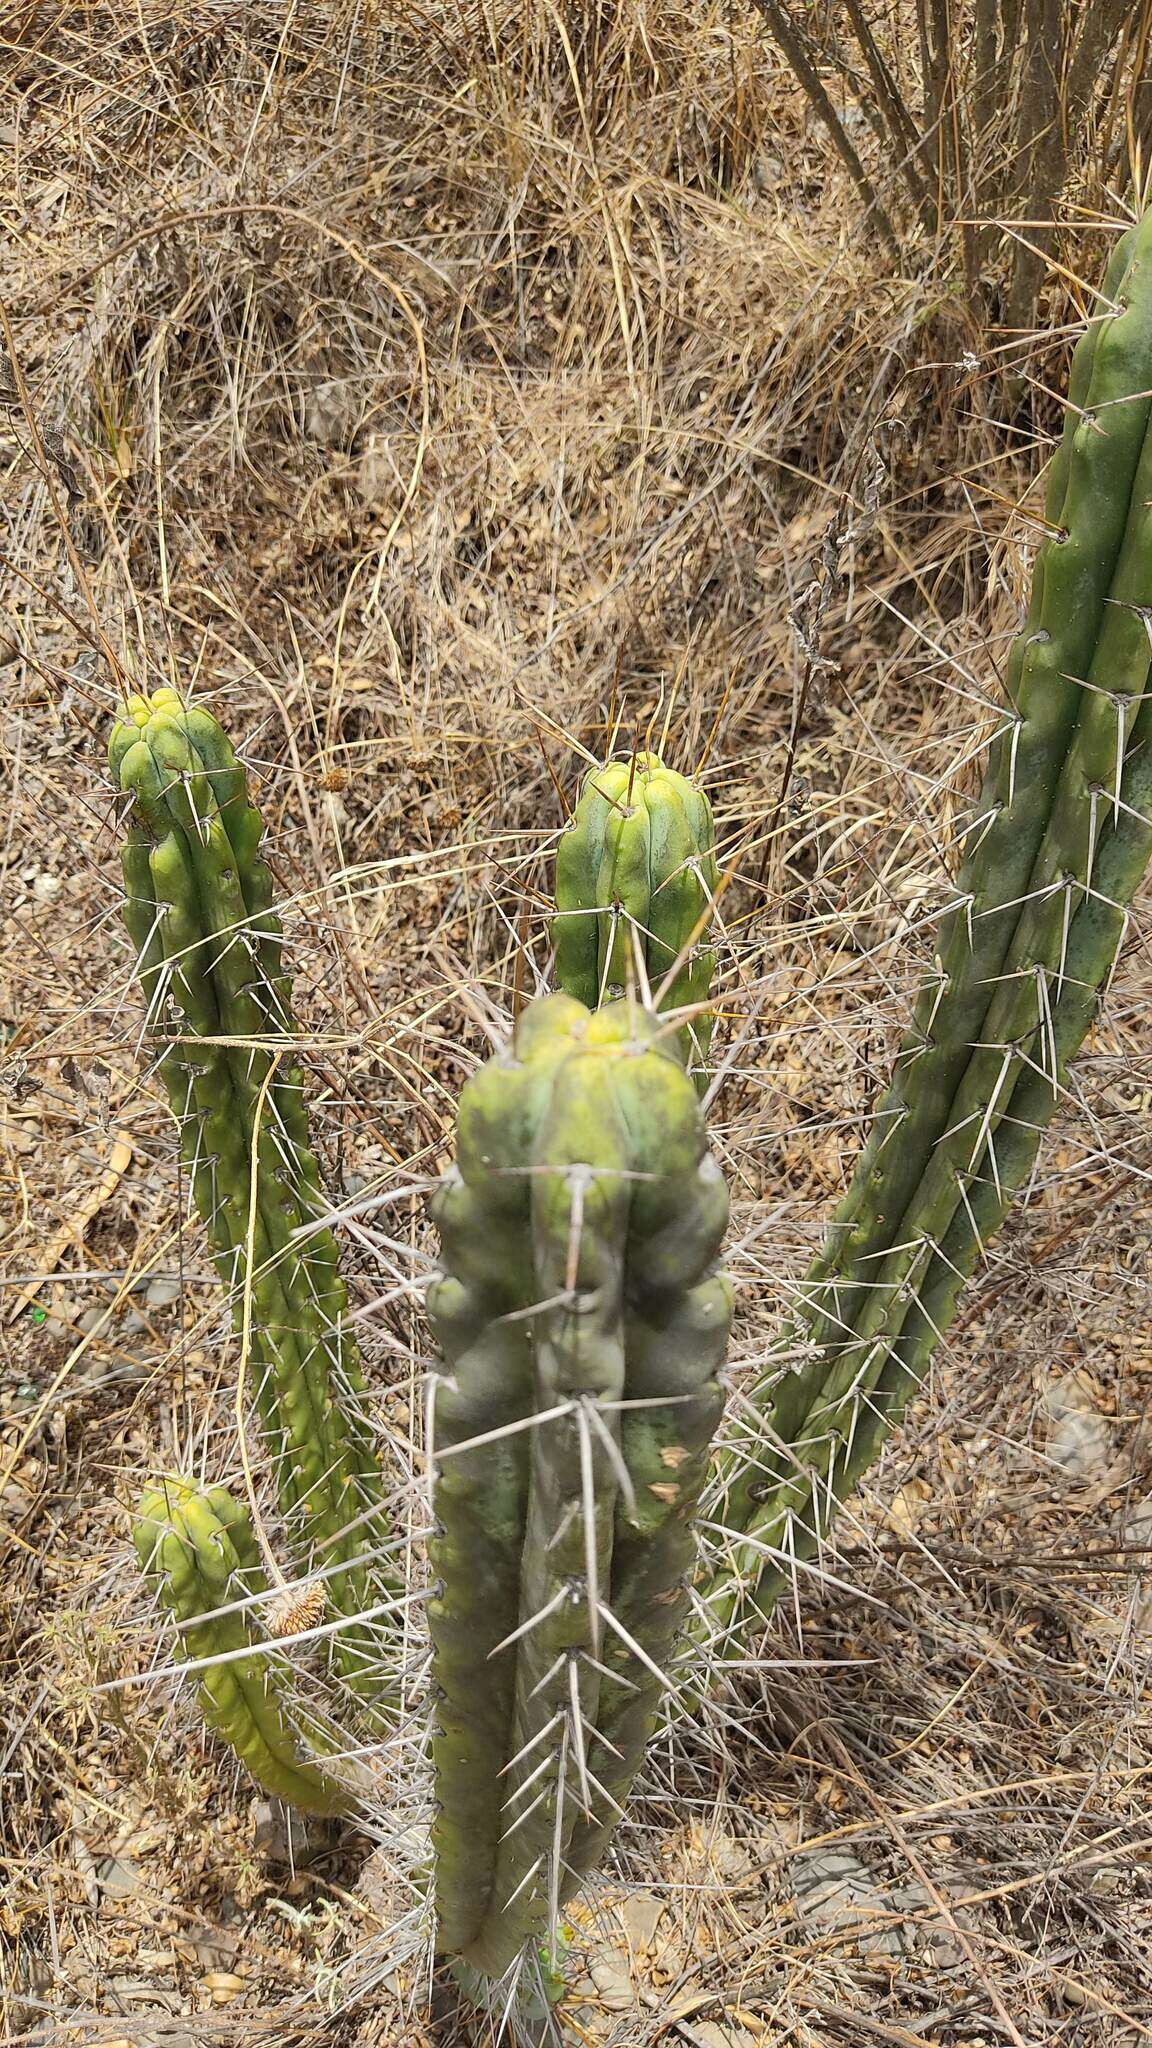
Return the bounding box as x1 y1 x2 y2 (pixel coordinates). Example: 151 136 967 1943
133 1476 351 1816
552 753 718 1083
111 690 393 1699
702 210 1152 1641
804 214 1152 1342
427 994 731 1977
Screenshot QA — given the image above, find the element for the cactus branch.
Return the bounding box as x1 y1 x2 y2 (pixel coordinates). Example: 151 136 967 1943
702 213 1152 1644
552 753 719 1085
134 1477 352 1817
111 690 395 1700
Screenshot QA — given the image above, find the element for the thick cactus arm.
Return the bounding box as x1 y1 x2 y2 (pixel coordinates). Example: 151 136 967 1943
552 754 718 1079
468 1065 634 1972
426 1002 606 1949
428 999 595 1959
885 699 1152 1407
705 706 1152 1633
812 210 1152 1332
429 996 731 1978
702 213 1152 1641
133 1478 351 1817
808 252 1152 1358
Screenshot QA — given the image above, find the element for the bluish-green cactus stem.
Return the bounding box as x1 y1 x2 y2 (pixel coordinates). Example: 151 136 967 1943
427 994 731 1977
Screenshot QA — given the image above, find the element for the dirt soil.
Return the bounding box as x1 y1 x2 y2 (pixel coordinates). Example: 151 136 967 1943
2 9 1151 2047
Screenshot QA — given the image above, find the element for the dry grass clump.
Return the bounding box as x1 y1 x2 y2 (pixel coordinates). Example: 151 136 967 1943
750 0 1152 327
2 5 1151 2045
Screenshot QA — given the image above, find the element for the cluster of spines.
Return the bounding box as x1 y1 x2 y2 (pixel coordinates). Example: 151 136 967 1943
552 752 718 1085
702 211 1152 1639
426 994 731 1976
111 689 392 1701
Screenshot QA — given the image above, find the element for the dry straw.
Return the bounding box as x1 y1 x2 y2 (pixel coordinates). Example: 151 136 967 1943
3 5 1152 2045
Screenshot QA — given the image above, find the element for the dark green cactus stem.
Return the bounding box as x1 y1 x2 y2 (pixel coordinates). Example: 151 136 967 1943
553 753 718 1084
702 210 1152 1641
428 994 730 1977
111 690 394 1700
134 1476 351 1816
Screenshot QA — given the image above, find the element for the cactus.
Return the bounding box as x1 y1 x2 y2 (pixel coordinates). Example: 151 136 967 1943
553 753 718 1082
133 1476 351 1816
427 993 731 1976
701 211 1152 1640
104 213 1152 2005
110 690 393 1699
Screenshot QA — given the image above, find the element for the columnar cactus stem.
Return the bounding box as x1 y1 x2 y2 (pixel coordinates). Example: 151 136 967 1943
823 218 1149 1295
427 995 731 1976
702 211 1152 1640
111 691 393 1698
134 1477 351 1816
553 753 718 1082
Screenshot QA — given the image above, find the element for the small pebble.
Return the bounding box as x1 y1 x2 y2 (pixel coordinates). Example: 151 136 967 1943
792 1846 903 1958
145 1275 182 1310
1047 1408 1112 1481
588 1953 633 2010
682 2024 760 2048
618 1890 665 1952
95 1852 142 1902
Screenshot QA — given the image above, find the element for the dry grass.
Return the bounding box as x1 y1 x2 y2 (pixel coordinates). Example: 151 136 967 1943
2 5 1152 2045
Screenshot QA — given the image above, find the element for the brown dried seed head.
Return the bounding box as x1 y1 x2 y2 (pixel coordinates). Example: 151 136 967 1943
266 1579 327 1638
